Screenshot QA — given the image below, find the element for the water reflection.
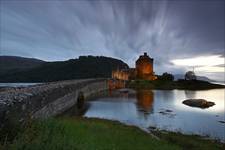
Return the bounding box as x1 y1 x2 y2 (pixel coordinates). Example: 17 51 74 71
136 90 154 114
83 89 225 142
184 90 196 99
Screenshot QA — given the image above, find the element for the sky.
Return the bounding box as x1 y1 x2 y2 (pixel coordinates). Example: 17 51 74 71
0 0 224 81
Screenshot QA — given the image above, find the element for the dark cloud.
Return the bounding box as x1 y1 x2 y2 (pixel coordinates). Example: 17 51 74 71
0 0 224 80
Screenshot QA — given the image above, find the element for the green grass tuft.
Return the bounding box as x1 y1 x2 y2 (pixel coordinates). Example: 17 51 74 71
151 130 224 150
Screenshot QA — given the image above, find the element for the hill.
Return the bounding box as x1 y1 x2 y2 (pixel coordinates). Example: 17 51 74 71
0 55 129 82
0 56 45 76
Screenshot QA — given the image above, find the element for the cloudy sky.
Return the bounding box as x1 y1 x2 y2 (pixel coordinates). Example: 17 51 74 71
0 0 224 81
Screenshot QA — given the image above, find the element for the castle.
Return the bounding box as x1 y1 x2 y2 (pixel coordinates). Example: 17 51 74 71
112 52 157 81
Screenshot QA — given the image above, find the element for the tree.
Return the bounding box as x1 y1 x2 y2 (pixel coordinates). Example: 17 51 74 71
158 72 174 81
185 71 196 80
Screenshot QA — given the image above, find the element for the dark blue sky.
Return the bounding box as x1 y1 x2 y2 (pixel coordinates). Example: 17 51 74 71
0 0 224 80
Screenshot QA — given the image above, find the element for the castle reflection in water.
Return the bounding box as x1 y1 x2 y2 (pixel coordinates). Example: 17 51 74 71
136 90 154 114
108 89 154 115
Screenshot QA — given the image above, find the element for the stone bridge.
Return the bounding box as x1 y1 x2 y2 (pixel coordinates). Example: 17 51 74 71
0 79 108 126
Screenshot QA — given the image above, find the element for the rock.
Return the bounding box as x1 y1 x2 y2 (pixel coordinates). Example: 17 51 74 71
119 88 129 93
158 109 176 118
165 109 173 112
159 111 167 115
148 126 157 131
218 120 225 124
182 99 215 108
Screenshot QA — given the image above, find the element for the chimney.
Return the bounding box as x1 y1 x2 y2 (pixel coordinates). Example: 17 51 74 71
144 52 147 56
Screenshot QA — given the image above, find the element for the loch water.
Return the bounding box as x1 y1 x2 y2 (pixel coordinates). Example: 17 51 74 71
0 82 42 87
84 89 225 142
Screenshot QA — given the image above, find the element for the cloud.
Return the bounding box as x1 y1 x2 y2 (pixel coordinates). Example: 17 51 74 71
171 55 224 67
0 0 224 80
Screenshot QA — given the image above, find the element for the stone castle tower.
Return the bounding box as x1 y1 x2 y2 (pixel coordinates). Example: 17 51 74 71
136 52 156 80
112 52 157 81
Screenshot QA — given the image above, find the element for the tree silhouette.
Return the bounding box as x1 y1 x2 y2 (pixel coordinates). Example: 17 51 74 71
185 71 196 80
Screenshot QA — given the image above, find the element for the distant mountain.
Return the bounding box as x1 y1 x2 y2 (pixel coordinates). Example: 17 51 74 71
0 56 45 76
174 74 215 82
0 55 129 82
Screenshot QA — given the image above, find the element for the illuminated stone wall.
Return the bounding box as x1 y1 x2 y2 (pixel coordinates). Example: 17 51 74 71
112 70 129 81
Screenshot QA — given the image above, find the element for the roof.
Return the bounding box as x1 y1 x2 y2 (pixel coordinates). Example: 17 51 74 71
136 52 153 63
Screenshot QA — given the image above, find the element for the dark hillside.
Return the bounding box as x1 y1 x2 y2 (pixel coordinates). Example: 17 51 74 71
0 56 129 82
0 56 45 76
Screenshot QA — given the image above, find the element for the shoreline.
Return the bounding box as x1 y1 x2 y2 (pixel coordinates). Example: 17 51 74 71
126 79 225 90
1 117 224 150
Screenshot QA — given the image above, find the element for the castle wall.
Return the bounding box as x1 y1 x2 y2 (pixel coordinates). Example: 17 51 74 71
112 52 156 81
112 70 129 81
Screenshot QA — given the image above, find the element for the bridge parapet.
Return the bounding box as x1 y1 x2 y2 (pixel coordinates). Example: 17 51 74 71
0 79 108 125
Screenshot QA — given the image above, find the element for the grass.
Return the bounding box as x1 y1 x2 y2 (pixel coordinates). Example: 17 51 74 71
1 117 224 150
151 130 224 150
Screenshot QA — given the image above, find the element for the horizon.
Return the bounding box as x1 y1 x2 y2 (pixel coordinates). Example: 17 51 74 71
0 54 223 82
0 0 224 81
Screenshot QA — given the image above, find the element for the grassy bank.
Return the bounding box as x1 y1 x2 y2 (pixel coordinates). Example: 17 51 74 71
1 117 224 150
126 79 225 90
151 130 224 150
